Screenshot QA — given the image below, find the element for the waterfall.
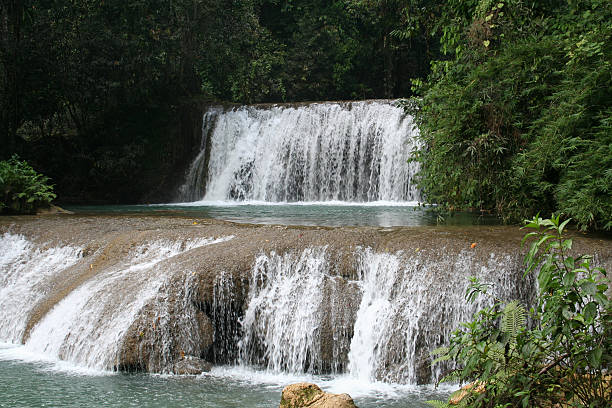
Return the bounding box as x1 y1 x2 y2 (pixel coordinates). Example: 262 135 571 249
1 229 538 384
0 233 82 343
179 100 421 202
237 248 357 374
0 233 233 371
230 247 533 384
346 248 532 384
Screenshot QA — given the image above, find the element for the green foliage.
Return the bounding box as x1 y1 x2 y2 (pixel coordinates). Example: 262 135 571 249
0 155 56 214
432 215 611 407
410 0 612 230
1 0 440 203
425 399 450 408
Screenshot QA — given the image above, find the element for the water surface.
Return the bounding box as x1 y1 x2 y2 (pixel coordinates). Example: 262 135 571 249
0 345 450 408
65 201 499 228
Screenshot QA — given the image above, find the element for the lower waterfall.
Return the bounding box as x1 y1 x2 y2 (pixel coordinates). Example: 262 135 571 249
0 232 83 343
237 248 357 374
0 233 233 372
0 227 538 385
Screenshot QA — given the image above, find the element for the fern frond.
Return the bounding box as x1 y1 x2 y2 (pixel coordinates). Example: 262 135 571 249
501 300 526 339
487 342 505 364
431 346 450 356
431 346 451 365
426 400 450 408
432 353 452 365
439 370 462 384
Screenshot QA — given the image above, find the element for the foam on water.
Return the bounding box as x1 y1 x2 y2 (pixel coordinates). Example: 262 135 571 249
207 365 454 400
166 199 423 207
0 343 112 376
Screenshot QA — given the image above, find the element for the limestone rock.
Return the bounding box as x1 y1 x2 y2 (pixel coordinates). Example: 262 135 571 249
172 355 212 375
280 383 357 408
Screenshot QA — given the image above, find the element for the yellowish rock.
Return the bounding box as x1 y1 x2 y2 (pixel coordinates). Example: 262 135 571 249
279 383 357 408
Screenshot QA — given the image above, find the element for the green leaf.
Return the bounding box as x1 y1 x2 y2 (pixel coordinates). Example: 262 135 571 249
538 268 552 291
558 218 571 234
588 347 602 368
562 306 573 320
502 300 526 338
583 302 597 324
580 281 597 296
594 292 608 306
562 271 576 286
426 400 449 408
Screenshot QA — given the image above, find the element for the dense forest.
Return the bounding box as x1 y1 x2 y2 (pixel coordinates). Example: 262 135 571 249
1 0 438 204
1 0 610 229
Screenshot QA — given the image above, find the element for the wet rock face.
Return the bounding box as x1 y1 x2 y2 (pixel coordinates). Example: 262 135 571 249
171 355 212 375
118 302 215 373
279 383 357 408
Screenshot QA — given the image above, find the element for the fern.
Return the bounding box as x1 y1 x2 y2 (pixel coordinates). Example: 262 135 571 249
426 400 450 408
501 300 526 339
439 369 462 384
431 346 451 365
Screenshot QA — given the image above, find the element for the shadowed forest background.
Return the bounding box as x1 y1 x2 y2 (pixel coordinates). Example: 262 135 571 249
1 0 610 230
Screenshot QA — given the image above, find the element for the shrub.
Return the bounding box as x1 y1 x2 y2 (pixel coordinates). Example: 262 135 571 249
410 0 612 231
428 215 611 407
0 155 57 214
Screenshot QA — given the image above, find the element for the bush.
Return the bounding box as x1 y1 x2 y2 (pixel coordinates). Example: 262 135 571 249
410 0 612 231
0 155 57 214
428 215 611 408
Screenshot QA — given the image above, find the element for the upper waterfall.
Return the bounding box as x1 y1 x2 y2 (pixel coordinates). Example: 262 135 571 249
179 100 421 203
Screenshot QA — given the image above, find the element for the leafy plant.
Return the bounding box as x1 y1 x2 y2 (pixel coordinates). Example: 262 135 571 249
410 0 612 231
0 155 56 214
428 215 611 407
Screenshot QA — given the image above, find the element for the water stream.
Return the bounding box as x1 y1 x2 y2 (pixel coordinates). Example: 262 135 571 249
0 226 538 406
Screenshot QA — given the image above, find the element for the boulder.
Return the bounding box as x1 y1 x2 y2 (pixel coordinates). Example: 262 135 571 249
171 355 212 375
280 383 357 408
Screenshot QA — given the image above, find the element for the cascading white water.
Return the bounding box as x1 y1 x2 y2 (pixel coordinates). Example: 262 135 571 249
233 247 532 384
24 236 232 370
0 233 232 371
1 229 535 384
237 248 357 374
0 233 82 342
180 100 421 202
346 248 530 384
